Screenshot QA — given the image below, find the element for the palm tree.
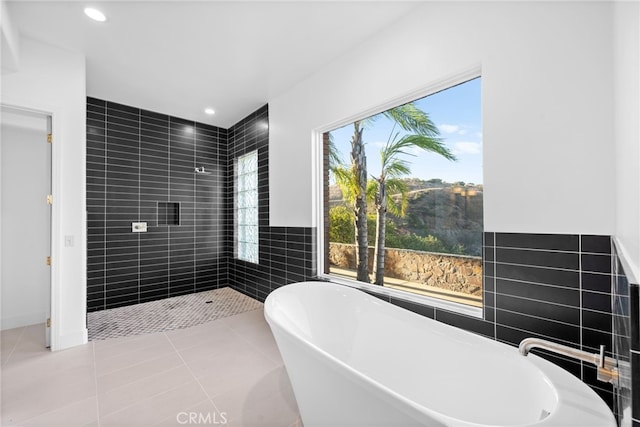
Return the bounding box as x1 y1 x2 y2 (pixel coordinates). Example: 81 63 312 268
371 106 456 285
330 124 370 282
330 102 455 284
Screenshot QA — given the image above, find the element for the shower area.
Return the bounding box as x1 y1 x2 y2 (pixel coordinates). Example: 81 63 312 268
86 98 267 339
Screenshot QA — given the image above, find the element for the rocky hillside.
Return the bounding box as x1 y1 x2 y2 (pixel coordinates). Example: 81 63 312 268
329 178 483 256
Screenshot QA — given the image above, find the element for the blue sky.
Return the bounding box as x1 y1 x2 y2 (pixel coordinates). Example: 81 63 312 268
329 77 482 184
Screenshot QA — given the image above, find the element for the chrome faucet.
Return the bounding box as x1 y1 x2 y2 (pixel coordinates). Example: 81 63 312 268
519 338 619 386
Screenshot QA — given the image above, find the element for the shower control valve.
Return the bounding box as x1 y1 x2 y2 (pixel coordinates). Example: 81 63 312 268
132 222 148 232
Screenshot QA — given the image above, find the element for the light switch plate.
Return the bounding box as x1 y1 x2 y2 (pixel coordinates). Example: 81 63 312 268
132 222 148 232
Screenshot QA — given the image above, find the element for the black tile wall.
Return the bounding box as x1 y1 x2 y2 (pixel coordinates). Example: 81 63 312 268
225 105 316 301
88 100 316 311
612 240 640 426
369 232 616 409
491 233 615 406
86 98 227 311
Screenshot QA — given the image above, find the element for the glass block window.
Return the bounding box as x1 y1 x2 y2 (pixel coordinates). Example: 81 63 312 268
236 150 259 263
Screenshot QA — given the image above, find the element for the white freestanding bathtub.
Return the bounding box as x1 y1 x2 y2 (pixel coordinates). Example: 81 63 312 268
264 281 616 427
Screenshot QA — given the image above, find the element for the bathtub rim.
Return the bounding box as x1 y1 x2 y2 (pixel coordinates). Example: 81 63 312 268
265 281 616 427
316 272 484 319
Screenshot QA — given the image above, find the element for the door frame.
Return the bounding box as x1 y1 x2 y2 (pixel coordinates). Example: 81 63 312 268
1 102 59 350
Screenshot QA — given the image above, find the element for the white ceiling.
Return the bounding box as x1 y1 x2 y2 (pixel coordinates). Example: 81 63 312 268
7 1 421 128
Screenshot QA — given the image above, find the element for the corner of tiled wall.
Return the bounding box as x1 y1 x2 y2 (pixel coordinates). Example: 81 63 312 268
612 238 640 427
225 105 317 301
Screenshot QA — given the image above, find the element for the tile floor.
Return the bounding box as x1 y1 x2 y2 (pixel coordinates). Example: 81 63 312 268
1 309 302 427
87 287 263 341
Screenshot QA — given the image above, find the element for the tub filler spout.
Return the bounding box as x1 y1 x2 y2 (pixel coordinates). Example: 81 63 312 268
519 338 619 386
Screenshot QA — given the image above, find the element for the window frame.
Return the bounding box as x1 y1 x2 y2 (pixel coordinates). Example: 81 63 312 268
235 150 259 264
313 67 483 318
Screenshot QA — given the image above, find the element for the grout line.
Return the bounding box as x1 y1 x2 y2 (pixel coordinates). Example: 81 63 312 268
93 341 102 427
496 323 586 353
494 305 584 331
495 259 610 276
495 275 612 297
579 234 584 381
193 121 197 295
103 102 108 311
164 328 222 414
95 365 194 420
168 117 172 300
227 318 283 366
493 232 497 340
1 325 26 366
138 107 141 305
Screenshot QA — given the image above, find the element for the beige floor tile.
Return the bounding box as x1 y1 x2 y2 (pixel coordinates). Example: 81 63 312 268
163 319 231 350
5 324 49 363
242 332 284 365
93 331 172 361
166 323 238 354
1 365 96 425
99 380 208 427
224 393 301 427
96 352 185 395
2 343 94 386
91 329 157 350
18 396 99 427
154 397 224 426
98 364 194 418
95 336 176 376
0 327 24 365
221 309 268 334
211 365 298 422
0 298 301 426
187 340 279 390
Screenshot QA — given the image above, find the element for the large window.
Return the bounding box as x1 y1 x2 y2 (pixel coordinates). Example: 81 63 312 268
321 76 482 311
236 150 259 263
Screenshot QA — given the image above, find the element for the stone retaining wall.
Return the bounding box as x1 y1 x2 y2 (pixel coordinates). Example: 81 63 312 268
329 243 482 296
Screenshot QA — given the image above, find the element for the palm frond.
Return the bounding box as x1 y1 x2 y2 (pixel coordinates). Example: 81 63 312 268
384 158 411 179
382 102 441 137
385 178 409 217
391 134 457 162
333 165 358 204
327 133 342 170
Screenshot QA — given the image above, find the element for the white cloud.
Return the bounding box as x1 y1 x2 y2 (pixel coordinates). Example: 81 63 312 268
439 124 459 134
453 142 482 155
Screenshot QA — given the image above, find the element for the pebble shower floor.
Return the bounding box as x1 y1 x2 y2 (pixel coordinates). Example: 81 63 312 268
87 287 263 340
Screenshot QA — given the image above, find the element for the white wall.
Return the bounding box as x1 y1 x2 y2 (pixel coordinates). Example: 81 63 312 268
270 1 616 236
0 1 20 73
1 36 87 350
613 1 640 283
1 111 50 329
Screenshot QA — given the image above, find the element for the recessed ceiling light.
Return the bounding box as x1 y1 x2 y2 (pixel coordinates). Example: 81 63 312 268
204 108 215 115
84 7 106 22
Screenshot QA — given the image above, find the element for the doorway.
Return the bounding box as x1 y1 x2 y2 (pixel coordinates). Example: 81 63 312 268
1 105 52 348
